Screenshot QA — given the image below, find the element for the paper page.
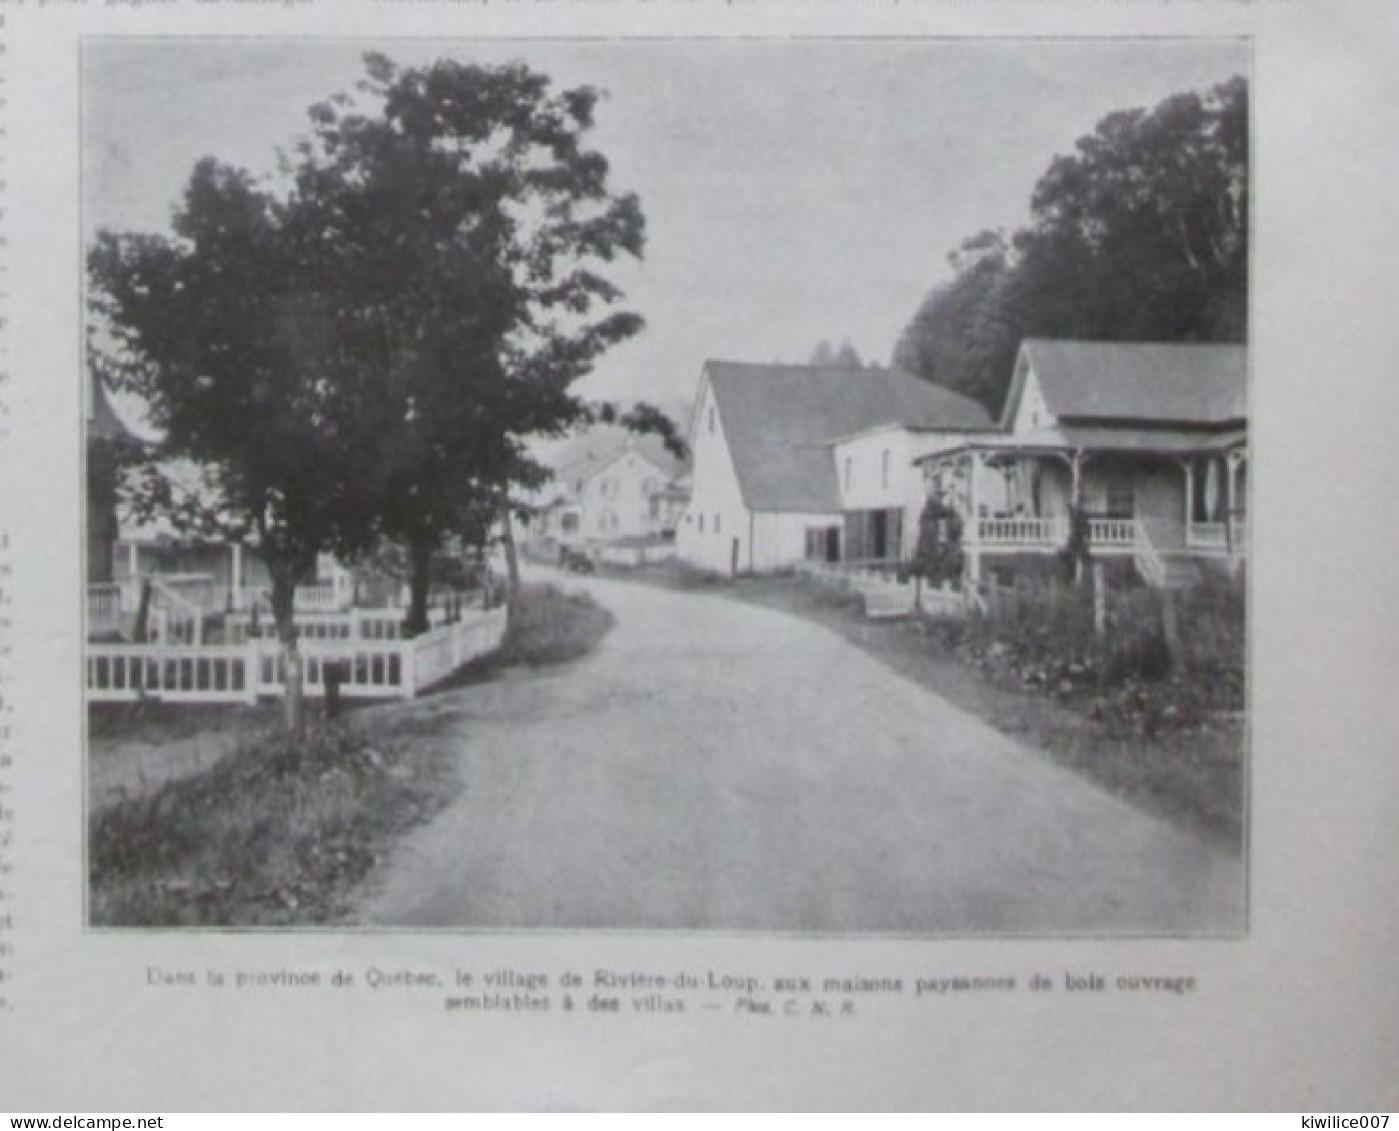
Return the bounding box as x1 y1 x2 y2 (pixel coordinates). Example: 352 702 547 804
0 0 1396 1112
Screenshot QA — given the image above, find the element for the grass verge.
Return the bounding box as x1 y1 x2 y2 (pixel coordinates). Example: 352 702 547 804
88 582 615 926
89 720 457 927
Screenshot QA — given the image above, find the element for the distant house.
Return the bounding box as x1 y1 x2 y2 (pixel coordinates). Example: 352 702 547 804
677 360 991 574
529 432 690 559
914 339 1248 587
85 380 356 639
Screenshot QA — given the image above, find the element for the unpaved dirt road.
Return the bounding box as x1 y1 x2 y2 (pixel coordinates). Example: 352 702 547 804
354 573 1243 934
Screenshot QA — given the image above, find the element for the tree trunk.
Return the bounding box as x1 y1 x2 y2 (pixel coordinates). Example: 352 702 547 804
133 579 153 644
270 567 304 742
500 506 522 645
405 536 433 639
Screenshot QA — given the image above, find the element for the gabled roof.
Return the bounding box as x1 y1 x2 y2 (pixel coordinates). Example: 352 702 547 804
1007 340 1247 428
551 424 687 485
702 360 991 513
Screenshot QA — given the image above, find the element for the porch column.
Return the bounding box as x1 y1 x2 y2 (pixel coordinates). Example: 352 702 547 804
127 540 139 582
1070 449 1085 507
231 542 244 608
965 452 982 585
1181 459 1195 544
1226 450 1245 557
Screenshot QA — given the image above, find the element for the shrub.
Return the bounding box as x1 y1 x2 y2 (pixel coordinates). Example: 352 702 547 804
936 569 1245 732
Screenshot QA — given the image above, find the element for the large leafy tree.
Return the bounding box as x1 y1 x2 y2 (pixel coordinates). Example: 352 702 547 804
288 54 647 633
90 160 377 728
896 76 1248 413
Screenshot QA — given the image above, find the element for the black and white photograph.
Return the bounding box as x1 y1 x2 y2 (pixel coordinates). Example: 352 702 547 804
82 37 1250 936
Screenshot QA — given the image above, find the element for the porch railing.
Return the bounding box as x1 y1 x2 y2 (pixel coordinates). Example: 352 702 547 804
974 517 1066 547
973 516 1139 552
1187 521 1227 551
294 582 350 613
1188 518 1248 555
1087 517 1137 547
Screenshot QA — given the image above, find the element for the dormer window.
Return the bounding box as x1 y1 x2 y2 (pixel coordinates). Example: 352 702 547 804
881 450 890 489
844 456 852 492
708 406 716 434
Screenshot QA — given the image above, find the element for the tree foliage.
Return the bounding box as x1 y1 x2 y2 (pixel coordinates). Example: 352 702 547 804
809 339 865 368
910 492 964 585
90 53 653 651
89 160 374 636
895 76 1248 413
287 54 648 631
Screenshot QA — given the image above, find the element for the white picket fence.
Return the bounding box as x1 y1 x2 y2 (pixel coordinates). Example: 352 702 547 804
796 560 969 620
88 609 507 705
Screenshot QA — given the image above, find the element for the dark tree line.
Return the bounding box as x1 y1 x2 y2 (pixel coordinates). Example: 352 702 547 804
894 76 1248 413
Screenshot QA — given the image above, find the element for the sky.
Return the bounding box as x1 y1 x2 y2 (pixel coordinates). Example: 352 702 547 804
85 38 1247 419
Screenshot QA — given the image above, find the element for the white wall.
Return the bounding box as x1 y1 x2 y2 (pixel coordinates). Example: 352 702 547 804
752 511 843 572
577 448 673 541
676 377 751 574
835 430 911 513
839 429 990 558
1010 362 1055 434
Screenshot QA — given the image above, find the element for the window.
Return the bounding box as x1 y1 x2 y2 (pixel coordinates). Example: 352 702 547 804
843 456 852 492
708 406 716 434
881 450 890 490
698 514 705 534
714 512 722 535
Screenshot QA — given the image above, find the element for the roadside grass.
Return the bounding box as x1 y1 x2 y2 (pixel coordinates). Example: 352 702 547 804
89 719 457 926
611 562 1244 854
89 701 282 745
504 582 616 667
431 581 615 691
87 582 615 926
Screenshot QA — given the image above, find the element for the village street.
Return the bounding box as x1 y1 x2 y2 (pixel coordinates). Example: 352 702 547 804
353 572 1242 934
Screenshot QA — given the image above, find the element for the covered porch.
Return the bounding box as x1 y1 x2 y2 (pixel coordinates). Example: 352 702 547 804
916 426 1248 585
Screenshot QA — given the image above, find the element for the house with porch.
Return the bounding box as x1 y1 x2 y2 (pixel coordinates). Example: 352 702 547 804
677 359 990 574
914 339 1248 589
84 374 506 702
86 376 357 642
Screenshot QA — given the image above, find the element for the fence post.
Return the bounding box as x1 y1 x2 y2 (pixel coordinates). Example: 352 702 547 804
244 639 261 705
402 641 417 700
